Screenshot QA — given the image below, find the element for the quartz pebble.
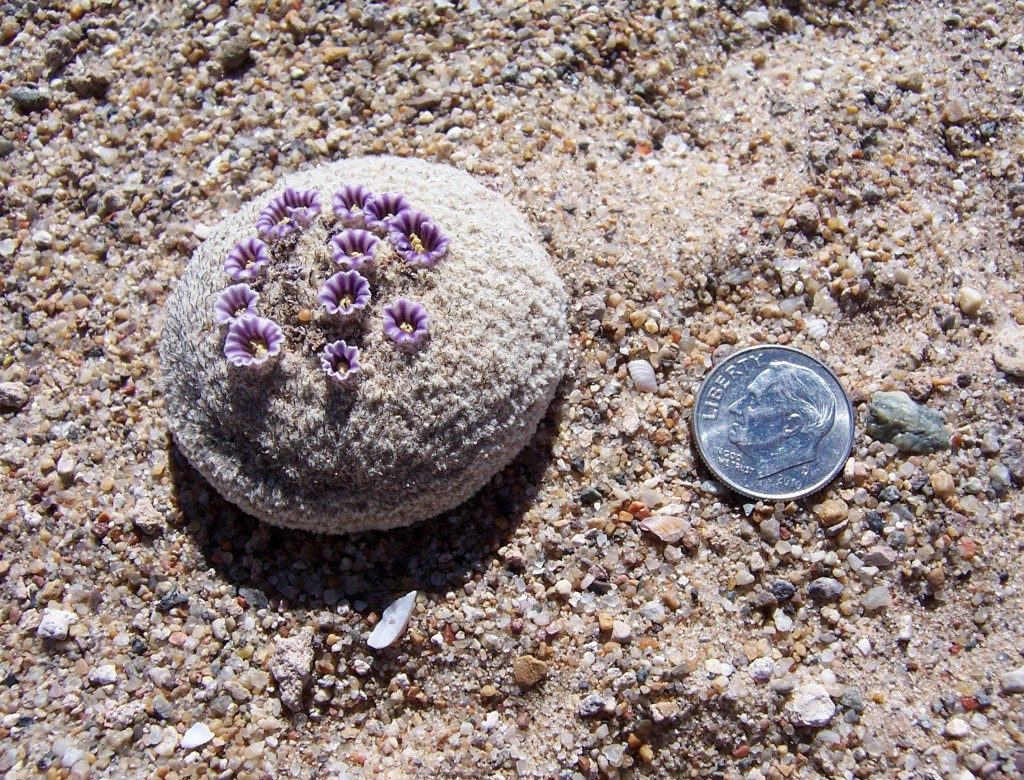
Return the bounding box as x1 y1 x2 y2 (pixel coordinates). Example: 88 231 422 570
0 381 30 410
788 683 835 728
861 585 892 612
1000 667 1024 694
956 286 984 316
88 664 118 686
37 609 76 641
991 323 1024 378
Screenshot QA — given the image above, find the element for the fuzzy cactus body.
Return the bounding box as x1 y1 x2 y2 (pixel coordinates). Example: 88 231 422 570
160 156 567 534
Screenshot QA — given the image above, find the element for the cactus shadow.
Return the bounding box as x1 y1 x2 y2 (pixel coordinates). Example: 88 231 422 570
166 404 563 615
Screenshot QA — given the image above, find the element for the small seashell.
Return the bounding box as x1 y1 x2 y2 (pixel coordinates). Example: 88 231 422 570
639 514 693 543
367 590 417 650
804 316 828 340
627 359 658 393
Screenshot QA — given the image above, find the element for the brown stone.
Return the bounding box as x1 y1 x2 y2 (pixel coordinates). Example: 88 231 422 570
815 498 849 527
512 654 548 688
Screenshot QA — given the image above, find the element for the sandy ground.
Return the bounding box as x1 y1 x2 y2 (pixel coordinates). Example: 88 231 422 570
1 1 1023 778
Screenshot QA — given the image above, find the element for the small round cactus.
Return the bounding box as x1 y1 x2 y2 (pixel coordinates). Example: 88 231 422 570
160 157 567 534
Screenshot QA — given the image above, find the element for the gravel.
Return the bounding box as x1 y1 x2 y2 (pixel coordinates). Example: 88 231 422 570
1 1 1023 778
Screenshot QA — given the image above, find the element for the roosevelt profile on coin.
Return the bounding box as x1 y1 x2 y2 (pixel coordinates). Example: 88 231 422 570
727 362 837 479
692 345 854 501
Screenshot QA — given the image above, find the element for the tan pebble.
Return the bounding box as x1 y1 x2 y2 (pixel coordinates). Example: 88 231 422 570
957 286 983 317
639 515 693 544
598 613 614 633
479 684 498 698
930 470 955 499
814 498 848 527
638 744 655 763
512 654 548 688
168 631 188 647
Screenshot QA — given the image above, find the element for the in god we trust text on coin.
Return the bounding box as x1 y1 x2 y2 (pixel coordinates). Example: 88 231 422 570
692 345 855 501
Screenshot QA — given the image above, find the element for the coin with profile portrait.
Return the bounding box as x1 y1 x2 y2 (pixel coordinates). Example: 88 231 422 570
692 345 854 501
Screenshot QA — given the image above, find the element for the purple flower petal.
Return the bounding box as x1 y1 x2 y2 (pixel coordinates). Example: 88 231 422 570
388 210 450 268
382 298 429 345
255 188 322 240
320 340 361 383
318 270 371 316
224 238 270 281
214 283 260 325
332 185 375 227
364 192 412 232
224 315 284 367
329 229 379 270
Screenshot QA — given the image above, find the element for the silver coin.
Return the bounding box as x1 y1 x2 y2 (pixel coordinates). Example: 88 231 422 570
692 345 854 501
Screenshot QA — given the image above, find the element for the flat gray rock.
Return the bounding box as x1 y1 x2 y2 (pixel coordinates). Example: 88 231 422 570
865 391 950 454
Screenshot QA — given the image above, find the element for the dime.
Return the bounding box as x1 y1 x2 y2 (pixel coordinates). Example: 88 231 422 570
692 345 854 501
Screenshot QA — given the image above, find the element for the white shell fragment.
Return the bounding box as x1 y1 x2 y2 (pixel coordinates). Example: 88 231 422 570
627 359 658 393
180 723 214 750
639 514 693 543
367 590 418 650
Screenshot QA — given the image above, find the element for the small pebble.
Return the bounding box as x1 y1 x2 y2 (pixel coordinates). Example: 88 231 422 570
930 470 956 499
866 391 950 454
808 577 844 602
945 718 970 739
956 286 984 317
9 85 49 112
991 323 1024 378
269 627 315 712
788 683 835 728
1000 666 1024 694
88 664 117 686
37 609 76 641
512 655 548 688
861 585 892 612
0 382 30 410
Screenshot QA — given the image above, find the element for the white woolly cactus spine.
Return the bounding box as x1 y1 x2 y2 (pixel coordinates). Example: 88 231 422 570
159 156 568 535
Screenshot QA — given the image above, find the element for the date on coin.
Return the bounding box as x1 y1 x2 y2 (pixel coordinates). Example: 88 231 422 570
692 346 854 501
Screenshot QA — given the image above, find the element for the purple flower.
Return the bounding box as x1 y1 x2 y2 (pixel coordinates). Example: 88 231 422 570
329 229 379 270
332 185 375 226
255 188 322 240
224 237 270 281
382 298 429 345
214 283 260 325
224 315 284 367
318 270 371 316
388 210 450 267
364 192 412 231
320 340 361 383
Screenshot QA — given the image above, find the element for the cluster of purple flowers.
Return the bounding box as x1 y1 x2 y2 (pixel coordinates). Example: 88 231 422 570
214 184 447 381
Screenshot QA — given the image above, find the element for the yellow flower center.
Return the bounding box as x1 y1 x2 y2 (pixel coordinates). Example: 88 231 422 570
234 306 247 317
250 340 268 357
335 358 349 373
410 233 426 253
277 215 291 227
400 321 415 333
349 250 362 258
339 294 353 308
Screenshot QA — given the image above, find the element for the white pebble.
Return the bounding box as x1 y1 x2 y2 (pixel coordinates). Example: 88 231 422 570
37 609 76 641
611 620 632 642
180 723 214 750
957 286 984 316
639 514 692 544
368 591 417 650
788 683 835 728
1000 665 1024 693
89 664 118 686
944 717 970 738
